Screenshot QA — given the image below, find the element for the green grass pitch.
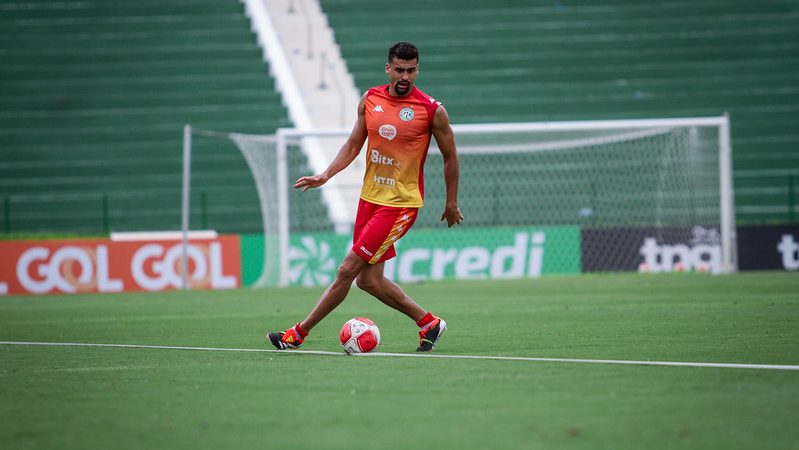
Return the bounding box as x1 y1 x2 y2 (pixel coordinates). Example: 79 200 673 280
1 272 798 450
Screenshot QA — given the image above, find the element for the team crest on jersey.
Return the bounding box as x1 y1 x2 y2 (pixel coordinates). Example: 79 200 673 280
379 124 397 140
399 107 414 121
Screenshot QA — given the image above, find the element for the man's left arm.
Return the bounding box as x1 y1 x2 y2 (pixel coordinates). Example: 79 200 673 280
432 106 464 228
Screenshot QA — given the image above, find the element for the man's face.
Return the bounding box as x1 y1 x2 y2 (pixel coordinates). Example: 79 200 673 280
385 58 418 96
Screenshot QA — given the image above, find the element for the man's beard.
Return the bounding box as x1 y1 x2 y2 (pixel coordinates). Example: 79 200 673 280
395 81 410 95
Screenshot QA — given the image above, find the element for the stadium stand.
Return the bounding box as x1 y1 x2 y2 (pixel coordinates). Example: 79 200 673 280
0 0 297 234
2 0 796 236
321 0 799 225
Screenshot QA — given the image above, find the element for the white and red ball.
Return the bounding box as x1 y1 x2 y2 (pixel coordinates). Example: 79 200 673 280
339 317 381 354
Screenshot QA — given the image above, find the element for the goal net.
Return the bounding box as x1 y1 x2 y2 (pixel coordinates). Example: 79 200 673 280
183 117 735 287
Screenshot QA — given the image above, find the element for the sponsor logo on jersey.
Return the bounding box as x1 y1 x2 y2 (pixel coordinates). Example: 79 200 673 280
379 124 397 140
370 149 399 167
372 105 384 112
373 175 396 187
399 107 414 121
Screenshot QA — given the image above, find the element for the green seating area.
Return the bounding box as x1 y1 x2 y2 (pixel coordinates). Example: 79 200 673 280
321 0 799 225
2 0 796 235
0 0 292 234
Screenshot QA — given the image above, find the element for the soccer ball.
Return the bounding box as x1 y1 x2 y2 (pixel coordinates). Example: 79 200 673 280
339 317 381 354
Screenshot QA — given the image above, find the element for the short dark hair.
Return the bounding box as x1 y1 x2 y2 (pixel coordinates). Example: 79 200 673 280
388 42 419 63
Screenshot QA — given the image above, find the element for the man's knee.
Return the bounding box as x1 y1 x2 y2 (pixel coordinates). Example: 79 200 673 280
355 272 380 293
336 258 364 282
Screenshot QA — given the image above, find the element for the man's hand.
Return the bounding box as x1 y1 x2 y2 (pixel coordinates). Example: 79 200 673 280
293 93 367 193
294 173 329 192
440 204 464 228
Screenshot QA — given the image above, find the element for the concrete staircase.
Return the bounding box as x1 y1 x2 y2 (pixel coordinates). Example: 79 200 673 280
254 0 365 231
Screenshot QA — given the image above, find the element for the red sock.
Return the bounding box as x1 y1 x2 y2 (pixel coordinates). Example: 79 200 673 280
294 323 309 337
416 312 435 328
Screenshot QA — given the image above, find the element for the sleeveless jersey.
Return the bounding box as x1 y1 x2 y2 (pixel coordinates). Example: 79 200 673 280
360 85 441 208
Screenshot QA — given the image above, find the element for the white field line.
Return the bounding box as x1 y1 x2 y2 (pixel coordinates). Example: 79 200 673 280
2 341 798 371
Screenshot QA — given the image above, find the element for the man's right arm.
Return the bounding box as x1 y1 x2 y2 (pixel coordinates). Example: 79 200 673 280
294 93 368 191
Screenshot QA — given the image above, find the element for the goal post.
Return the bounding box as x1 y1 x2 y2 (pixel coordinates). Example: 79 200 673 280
442 116 736 274
181 116 735 288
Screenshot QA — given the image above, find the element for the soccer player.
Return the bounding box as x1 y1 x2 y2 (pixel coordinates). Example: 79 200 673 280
268 42 463 352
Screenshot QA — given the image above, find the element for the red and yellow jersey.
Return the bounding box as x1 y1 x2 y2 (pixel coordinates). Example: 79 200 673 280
361 84 441 208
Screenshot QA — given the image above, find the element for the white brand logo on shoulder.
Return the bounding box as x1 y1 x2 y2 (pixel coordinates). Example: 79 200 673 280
399 107 414 121
379 124 397 140
372 105 384 112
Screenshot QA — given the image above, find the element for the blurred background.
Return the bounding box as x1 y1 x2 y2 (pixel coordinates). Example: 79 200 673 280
1 0 797 237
